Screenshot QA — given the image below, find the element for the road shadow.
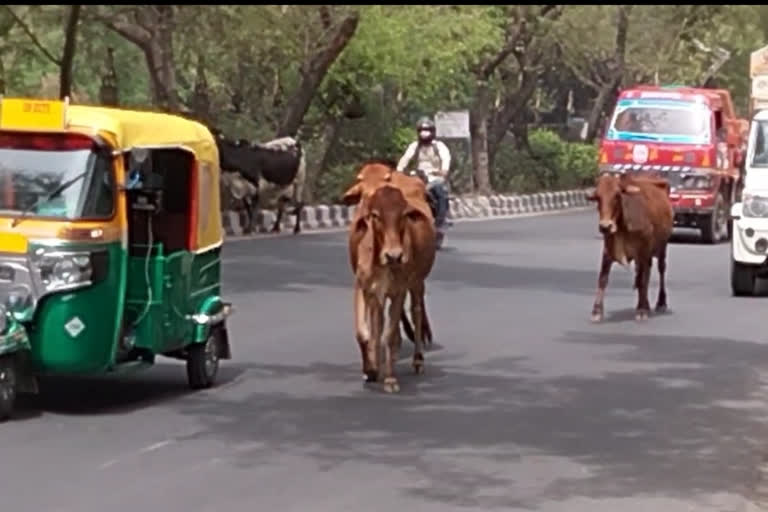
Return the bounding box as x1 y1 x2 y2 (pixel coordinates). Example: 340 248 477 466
172 332 768 508
15 363 247 418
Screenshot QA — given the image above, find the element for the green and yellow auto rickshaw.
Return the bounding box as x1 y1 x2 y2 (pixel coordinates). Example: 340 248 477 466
0 97 233 420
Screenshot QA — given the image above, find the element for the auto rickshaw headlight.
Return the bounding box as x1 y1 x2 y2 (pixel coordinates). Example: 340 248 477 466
33 250 94 292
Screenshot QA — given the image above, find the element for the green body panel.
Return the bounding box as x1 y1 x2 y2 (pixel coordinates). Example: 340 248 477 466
125 244 221 355
29 241 127 374
0 318 31 356
193 295 228 343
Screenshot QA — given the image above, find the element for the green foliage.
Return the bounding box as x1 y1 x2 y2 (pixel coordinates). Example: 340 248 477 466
492 129 597 194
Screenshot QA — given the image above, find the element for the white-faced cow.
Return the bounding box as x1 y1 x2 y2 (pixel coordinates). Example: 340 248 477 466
214 130 306 235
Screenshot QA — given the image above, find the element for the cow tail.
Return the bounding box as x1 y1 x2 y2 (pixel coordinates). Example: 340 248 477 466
401 310 415 342
422 308 433 345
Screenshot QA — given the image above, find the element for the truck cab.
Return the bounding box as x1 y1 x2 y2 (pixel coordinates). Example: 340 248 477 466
598 86 746 244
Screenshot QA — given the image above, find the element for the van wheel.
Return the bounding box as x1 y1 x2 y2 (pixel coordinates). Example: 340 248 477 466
731 258 757 297
701 194 728 244
0 356 17 421
186 329 220 390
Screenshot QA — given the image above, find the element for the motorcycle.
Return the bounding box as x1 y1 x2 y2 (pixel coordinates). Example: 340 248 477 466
411 169 448 250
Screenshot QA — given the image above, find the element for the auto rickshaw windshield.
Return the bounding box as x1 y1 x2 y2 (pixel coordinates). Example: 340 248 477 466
0 133 115 220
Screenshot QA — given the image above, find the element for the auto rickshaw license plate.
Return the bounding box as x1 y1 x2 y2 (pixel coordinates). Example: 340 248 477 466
0 233 28 254
0 98 67 132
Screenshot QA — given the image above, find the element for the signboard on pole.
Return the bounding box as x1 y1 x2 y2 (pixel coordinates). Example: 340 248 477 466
751 45 768 78
435 110 470 139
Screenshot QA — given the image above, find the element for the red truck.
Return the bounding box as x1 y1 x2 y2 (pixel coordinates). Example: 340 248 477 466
597 85 747 243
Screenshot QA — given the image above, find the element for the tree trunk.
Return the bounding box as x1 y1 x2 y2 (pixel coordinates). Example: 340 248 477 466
487 70 539 168
277 13 359 137
145 6 178 111
59 5 81 100
585 86 615 141
306 116 342 203
95 6 179 111
584 5 631 142
470 84 493 195
0 57 5 95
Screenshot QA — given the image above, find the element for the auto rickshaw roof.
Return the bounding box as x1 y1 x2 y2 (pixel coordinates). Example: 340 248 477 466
66 105 219 163
0 98 219 168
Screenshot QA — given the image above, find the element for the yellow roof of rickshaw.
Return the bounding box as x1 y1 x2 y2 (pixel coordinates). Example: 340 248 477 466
66 105 219 167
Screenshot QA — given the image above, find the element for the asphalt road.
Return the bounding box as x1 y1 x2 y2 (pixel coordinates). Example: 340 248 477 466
4 210 768 512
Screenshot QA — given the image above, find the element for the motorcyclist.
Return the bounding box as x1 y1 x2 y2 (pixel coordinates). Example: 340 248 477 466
396 117 451 243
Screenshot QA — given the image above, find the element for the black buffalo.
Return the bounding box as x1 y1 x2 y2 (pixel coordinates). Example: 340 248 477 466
214 130 306 235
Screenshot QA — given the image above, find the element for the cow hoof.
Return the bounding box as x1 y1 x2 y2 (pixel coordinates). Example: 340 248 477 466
655 304 668 314
635 311 649 322
412 353 425 374
383 378 400 393
363 370 378 383
590 312 603 323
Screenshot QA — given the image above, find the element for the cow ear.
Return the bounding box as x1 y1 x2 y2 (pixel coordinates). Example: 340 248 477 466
341 183 363 206
620 190 651 233
404 203 429 223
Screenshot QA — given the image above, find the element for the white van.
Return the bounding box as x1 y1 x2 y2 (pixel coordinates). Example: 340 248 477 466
730 109 768 295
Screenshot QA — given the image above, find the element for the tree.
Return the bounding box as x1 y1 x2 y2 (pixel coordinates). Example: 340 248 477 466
468 5 563 194
4 5 82 99
277 6 360 137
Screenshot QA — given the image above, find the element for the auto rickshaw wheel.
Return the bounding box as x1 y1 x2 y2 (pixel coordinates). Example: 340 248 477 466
0 355 17 421
186 327 221 390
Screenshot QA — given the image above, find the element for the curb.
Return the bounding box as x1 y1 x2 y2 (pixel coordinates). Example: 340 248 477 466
222 188 591 237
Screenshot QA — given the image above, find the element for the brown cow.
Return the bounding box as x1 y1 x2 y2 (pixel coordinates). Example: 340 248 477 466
342 161 436 392
587 172 673 322
343 160 436 347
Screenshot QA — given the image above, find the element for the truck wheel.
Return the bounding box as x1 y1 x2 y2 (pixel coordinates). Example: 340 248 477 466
186 328 221 390
731 258 757 297
0 355 17 421
701 194 728 244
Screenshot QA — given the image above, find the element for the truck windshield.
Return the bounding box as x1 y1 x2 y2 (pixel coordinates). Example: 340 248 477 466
752 120 768 168
0 134 115 220
606 99 711 144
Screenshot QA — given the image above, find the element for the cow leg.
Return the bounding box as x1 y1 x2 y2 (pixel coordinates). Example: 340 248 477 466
410 283 426 374
354 284 375 382
655 243 668 313
292 201 304 235
271 198 287 233
367 296 384 383
383 293 406 393
421 295 433 346
635 256 652 322
243 198 255 234
591 250 613 323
